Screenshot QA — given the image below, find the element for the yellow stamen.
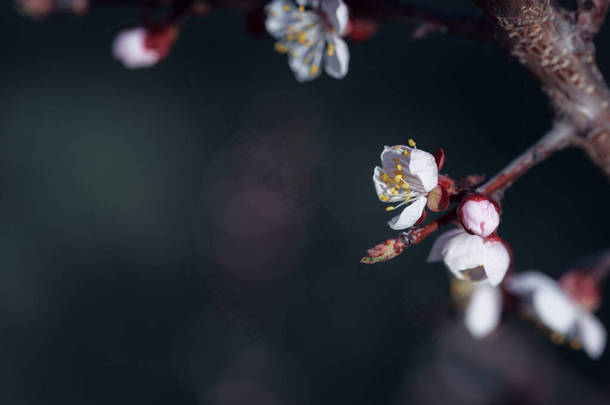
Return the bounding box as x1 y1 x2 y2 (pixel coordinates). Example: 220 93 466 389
284 5 291 11
386 206 396 211
394 174 403 182
297 30 307 44
310 65 319 75
408 139 416 148
550 332 565 345
380 195 390 202
396 164 403 170
402 150 410 157
299 5 304 12
274 42 288 53
327 43 335 56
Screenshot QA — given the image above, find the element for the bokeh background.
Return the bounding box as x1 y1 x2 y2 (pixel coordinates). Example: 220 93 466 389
1 0 610 404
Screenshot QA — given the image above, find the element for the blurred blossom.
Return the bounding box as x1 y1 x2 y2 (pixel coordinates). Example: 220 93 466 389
15 0 53 18
373 143 438 230
457 195 500 238
427 228 510 286
265 0 350 81
464 282 502 339
112 26 177 69
16 0 88 18
507 271 607 359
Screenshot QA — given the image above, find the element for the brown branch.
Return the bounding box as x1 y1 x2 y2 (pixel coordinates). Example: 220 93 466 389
474 0 610 179
360 208 457 264
406 207 457 245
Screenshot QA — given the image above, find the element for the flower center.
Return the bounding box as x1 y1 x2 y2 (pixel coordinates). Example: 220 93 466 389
380 141 423 211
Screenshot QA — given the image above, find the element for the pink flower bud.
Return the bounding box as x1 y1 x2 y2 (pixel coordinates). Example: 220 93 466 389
112 26 177 69
458 195 500 238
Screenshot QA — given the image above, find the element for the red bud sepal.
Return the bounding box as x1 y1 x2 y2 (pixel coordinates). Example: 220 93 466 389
144 25 179 60
437 174 457 195
433 148 445 171
427 184 450 212
361 234 409 264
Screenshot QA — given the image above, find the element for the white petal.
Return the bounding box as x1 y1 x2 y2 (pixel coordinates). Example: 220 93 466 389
373 167 405 203
321 0 348 34
288 39 324 82
427 228 464 263
408 149 438 192
324 35 349 79
442 230 485 277
297 0 320 7
265 0 318 38
465 283 502 338
112 28 160 69
387 196 427 230
380 145 411 169
533 285 578 335
379 146 438 193
505 271 557 296
577 312 606 359
481 240 510 286
265 0 296 18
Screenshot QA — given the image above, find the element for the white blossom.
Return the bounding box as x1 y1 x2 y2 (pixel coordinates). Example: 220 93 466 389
507 271 606 359
373 144 438 230
427 228 510 286
265 0 350 81
506 271 606 359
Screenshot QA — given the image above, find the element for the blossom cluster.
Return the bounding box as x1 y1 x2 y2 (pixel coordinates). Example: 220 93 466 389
367 142 607 359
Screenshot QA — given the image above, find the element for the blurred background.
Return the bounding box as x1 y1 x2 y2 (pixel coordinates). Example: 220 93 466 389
1 0 610 404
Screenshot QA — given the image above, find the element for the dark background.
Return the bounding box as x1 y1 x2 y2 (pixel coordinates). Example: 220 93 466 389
1 1 610 404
